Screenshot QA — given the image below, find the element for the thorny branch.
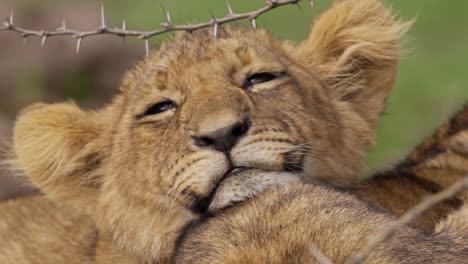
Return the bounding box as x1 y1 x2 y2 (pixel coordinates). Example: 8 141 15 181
0 0 313 56
350 175 468 264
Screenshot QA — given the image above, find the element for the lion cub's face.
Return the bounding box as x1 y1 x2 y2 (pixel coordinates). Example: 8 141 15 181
110 29 335 210
13 0 408 260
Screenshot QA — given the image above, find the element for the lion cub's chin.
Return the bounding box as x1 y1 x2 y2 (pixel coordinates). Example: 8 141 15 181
208 169 301 212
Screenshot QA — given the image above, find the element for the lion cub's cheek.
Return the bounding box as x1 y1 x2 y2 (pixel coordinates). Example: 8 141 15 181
231 139 293 171
168 152 230 207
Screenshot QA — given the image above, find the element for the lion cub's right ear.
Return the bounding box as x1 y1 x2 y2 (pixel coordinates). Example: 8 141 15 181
300 0 412 128
13 102 107 215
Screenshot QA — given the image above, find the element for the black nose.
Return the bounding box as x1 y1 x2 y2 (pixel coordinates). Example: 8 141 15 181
193 119 251 152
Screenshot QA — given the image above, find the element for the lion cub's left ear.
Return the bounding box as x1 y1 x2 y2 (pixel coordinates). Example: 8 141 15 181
13 103 108 215
300 0 412 127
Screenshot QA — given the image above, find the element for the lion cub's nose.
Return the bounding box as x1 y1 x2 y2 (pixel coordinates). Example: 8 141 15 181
193 119 251 152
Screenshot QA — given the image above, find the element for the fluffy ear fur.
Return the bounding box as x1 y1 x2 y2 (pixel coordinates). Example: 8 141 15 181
13 103 107 216
301 0 412 127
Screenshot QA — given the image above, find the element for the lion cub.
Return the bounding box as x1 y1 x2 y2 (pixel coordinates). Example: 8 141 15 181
0 0 443 263
3 104 467 263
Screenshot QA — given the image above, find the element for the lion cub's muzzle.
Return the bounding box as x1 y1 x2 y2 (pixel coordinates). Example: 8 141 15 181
186 113 305 213
188 167 250 214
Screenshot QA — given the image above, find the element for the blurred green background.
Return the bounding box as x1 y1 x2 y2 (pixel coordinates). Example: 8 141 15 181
0 0 467 197
109 0 468 171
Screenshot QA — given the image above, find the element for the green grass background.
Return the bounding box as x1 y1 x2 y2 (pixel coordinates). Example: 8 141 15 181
14 0 468 172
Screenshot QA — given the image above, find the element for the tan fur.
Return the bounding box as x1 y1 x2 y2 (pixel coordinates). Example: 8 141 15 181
3 108 467 263
176 183 468 264
0 0 464 263
353 103 468 230
178 104 468 263
0 195 96 264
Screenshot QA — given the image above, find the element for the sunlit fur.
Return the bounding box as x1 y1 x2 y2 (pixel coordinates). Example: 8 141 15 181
204 103 468 222
353 103 468 230
2 103 467 263
0 196 96 264
176 187 468 264
2 0 419 263
175 104 468 263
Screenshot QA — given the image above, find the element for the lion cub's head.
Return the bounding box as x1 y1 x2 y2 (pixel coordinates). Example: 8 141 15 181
12 0 409 261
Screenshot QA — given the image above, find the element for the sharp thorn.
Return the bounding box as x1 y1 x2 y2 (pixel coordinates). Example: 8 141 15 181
100 3 106 28
226 0 234 15
41 34 47 47
161 4 172 24
144 38 149 57
23 36 27 46
309 0 315 8
9 9 13 24
121 21 127 47
166 11 172 24
58 19 67 31
76 37 82 54
208 10 218 37
251 18 257 29
213 22 219 38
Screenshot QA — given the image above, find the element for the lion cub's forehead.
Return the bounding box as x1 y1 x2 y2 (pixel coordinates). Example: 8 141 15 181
122 26 288 94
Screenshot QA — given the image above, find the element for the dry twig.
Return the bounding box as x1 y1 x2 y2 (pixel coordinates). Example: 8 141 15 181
0 0 313 56
350 175 468 264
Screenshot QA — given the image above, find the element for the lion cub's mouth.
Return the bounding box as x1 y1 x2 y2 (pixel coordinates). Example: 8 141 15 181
189 166 252 214
190 151 304 214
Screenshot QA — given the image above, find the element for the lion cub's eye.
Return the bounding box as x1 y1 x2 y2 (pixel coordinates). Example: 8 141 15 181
143 100 176 116
244 72 283 89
